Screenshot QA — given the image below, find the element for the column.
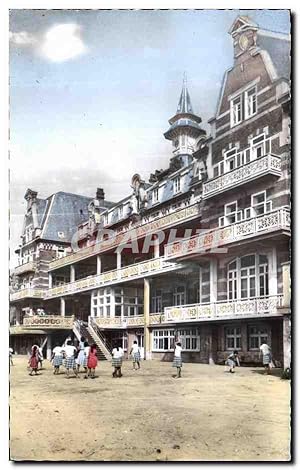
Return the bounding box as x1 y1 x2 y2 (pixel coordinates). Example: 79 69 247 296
199 266 202 303
60 297 65 317
97 255 102 275
46 334 52 361
48 272 52 289
117 251 122 270
144 277 151 360
70 265 76 283
282 316 291 369
210 259 218 303
154 235 160 259
268 247 278 296
206 324 217 365
282 261 291 307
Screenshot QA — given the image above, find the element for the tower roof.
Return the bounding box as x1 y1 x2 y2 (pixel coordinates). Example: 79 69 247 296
176 73 194 114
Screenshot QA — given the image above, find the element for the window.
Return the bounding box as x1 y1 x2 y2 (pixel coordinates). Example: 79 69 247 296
213 161 224 178
178 329 200 351
219 201 243 227
228 260 237 300
230 86 258 127
173 286 186 306
224 148 238 172
251 134 265 159
245 87 257 119
225 327 241 350
248 325 268 350
152 187 159 204
24 224 34 243
227 254 269 300
251 191 272 216
91 288 113 317
152 289 162 313
153 329 175 351
231 95 242 126
118 206 123 219
173 176 181 194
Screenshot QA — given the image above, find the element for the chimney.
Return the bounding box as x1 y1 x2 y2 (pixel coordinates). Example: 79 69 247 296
96 188 105 204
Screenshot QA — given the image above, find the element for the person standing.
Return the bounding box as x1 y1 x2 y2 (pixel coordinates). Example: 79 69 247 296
260 342 272 374
130 340 141 370
28 345 39 376
76 336 87 374
85 344 98 379
37 345 43 369
112 344 124 378
9 347 14 367
172 341 183 378
51 343 63 375
62 340 79 378
226 350 240 373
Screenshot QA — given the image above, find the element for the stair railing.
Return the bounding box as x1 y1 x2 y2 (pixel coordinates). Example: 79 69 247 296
88 318 112 359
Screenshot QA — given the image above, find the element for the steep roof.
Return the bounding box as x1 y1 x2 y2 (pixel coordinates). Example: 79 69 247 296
40 192 93 243
257 30 291 81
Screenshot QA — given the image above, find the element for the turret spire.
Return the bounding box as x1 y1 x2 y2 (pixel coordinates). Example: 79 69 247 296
176 72 194 114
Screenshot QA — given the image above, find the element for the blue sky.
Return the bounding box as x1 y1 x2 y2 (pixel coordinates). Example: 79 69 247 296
9 9 290 264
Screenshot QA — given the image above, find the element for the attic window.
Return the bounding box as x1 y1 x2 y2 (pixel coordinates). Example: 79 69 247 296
57 231 65 239
80 209 83 215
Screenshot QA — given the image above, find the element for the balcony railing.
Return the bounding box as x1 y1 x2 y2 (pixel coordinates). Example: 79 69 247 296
164 295 283 323
49 202 201 270
45 257 182 299
23 315 75 329
10 288 45 302
92 315 145 329
13 261 37 276
165 208 290 260
203 154 281 198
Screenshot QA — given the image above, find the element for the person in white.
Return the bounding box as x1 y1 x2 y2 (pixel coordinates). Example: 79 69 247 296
112 344 124 378
130 340 141 370
260 342 272 374
62 340 79 378
37 346 43 369
9 347 14 367
51 344 63 375
172 342 183 378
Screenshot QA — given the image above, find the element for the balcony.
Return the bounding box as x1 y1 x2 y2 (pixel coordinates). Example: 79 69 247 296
49 201 201 270
10 288 45 302
92 315 145 329
164 295 283 323
203 155 281 199
45 257 182 299
13 261 37 276
22 315 75 329
165 208 290 261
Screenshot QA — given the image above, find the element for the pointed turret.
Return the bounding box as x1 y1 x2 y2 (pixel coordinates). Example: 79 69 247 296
164 74 205 164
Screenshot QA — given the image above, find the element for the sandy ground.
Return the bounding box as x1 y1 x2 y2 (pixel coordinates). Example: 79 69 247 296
10 356 291 462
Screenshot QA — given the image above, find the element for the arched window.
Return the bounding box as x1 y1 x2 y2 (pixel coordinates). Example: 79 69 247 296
227 254 269 300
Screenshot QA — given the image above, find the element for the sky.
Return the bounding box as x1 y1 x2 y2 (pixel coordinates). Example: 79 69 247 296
9 9 290 266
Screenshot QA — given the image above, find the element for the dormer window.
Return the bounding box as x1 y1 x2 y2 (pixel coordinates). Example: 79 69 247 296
24 224 34 243
173 176 181 194
152 187 159 204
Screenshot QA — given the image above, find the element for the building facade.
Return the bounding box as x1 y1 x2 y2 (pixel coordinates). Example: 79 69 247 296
10 16 291 368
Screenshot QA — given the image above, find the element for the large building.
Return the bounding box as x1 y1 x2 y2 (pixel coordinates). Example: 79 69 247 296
10 16 291 368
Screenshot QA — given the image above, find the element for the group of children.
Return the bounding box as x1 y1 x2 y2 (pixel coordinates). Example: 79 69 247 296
27 338 273 378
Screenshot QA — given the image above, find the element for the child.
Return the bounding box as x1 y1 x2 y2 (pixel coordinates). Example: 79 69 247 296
85 344 98 379
130 340 141 370
172 342 183 378
28 345 39 376
226 350 240 373
259 342 272 375
62 340 79 378
112 343 124 378
37 345 43 369
76 336 88 373
51 343 63 375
